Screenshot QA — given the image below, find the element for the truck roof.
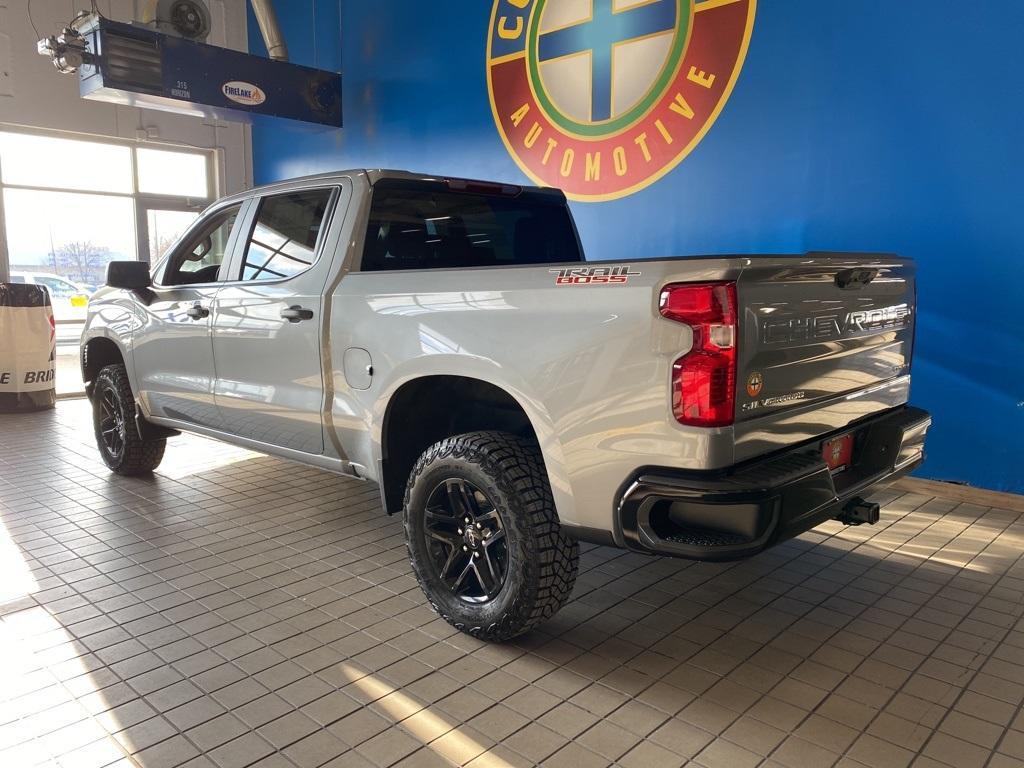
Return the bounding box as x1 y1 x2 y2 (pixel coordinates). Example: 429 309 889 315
219 169 564 207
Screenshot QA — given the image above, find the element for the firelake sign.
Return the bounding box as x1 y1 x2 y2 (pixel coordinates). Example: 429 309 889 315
487 0 756 201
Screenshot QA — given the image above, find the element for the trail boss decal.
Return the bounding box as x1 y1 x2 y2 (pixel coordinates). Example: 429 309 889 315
222 81 266 106
487 0 756 201
550 266 641 285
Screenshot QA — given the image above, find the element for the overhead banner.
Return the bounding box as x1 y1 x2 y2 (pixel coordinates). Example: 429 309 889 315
487 0 756 201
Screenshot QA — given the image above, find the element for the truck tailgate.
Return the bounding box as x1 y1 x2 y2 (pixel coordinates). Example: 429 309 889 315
735 255 915 425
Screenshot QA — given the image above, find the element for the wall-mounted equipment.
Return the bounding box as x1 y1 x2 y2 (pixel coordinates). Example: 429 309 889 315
140 0 213 42
36 10 342 127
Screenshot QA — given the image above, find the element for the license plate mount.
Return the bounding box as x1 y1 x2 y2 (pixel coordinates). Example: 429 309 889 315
822 433 854 473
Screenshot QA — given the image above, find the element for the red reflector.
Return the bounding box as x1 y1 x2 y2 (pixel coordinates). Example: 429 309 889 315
660 282 737 428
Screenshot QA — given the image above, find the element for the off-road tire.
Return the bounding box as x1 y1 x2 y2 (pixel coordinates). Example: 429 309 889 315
92 364 165 475
404 431 579 641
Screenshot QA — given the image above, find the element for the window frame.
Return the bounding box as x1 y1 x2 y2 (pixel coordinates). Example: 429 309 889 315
232 186 340 285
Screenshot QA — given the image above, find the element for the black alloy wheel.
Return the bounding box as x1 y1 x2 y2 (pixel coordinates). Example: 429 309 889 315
97 386 127 461
423 477 509 602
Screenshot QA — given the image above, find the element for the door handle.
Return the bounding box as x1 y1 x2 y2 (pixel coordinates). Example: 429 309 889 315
186 304 209 320
280 305 314 322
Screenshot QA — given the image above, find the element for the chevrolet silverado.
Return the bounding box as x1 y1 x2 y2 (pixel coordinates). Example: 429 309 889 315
81 170 931 640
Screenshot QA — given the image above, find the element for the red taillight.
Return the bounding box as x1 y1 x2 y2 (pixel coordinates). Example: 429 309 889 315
660 282 737 427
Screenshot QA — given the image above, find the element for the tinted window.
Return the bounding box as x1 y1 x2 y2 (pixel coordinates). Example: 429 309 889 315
10 275 25 283
161 204 241 286
361 180 582 271
240 189 333 282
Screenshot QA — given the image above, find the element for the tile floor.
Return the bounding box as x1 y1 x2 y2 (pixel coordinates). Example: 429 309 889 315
2 400 1024 768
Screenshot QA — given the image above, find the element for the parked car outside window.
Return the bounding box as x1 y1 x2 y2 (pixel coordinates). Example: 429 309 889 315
10 271 92 321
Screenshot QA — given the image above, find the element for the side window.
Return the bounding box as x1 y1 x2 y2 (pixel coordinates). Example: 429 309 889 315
239 189 333 282
161 204 242 286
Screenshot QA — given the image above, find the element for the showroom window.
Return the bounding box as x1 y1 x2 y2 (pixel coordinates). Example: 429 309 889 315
0 129 216 395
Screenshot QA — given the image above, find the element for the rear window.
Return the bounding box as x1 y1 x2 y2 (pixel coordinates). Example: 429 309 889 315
360 179 583 271
240 189 333 282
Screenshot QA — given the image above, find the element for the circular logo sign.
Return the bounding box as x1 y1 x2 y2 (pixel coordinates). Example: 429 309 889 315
746 371 764 398
487 0 756 201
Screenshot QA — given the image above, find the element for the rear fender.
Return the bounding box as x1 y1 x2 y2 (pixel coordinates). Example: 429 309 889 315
373 356 576 527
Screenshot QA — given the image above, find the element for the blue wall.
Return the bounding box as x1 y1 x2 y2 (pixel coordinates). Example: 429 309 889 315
249 1 1024 493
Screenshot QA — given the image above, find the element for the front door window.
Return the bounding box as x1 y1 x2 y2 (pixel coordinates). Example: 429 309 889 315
160 205 241 286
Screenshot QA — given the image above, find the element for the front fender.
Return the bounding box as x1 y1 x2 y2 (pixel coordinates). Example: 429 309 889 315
81 294 138 398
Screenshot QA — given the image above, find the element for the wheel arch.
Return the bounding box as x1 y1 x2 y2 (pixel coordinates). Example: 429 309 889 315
82 333 178 440
81 335 127 397
377 374 572 523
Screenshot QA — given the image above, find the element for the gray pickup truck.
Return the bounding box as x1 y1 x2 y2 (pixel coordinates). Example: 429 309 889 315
81 170 931 640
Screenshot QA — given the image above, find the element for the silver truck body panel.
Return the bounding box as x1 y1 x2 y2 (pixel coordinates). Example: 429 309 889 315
132 283 225 428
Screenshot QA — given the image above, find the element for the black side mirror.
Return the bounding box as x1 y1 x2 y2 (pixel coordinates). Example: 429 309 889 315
106 261 152 290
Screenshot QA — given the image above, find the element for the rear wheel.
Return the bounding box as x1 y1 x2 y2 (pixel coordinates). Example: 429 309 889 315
92 364 165 475
404 431 579 641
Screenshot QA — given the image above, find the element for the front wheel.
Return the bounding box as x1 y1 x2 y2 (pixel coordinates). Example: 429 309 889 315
92 364 165 475
404 431 579 642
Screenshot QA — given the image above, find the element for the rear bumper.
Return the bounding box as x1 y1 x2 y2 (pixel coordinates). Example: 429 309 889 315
616 405 931 561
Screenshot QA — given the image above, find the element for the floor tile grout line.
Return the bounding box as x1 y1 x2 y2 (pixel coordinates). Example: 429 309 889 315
4 402 1024 768
806 501 1024 768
